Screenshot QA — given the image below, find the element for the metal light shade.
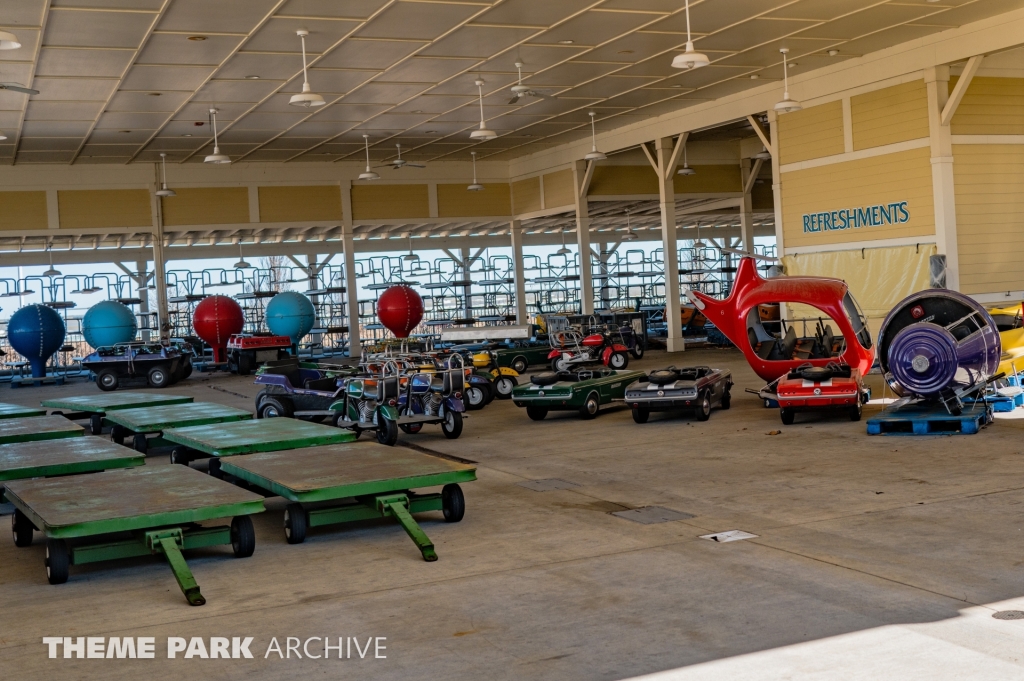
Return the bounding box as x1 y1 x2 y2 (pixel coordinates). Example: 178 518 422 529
774 95 802 113
204 145 231 164
156 187 176 197
753 149 771 160
677 165 696 176
359 170 380 181
556 246 571 255
470 125 497 140
622 231 638 242
0 31 21 50
584 150 607 161
234 259 251 269
289 86 326 108
467 183 484 191
671 42 709 70
43 267 61 277
403 253 420 261
0 131 7 141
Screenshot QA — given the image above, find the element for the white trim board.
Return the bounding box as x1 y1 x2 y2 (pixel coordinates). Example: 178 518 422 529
951 135 1024 145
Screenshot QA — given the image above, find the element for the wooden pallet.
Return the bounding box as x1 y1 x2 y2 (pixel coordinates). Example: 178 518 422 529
866 403 992 435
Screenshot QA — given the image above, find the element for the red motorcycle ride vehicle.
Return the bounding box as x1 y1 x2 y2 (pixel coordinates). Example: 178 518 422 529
547 329 630 372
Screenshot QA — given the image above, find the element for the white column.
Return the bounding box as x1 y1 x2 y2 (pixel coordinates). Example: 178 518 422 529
510 219 528 324
460 246 472 320
307 255 322 346
739 158 755 252
136 259 151 341
656 136 684 353
768 111 784 258
926 66 959 291
341 180 361 359
151 185 170 341
573 160 594 315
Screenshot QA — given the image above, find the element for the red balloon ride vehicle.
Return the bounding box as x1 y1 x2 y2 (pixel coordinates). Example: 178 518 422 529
376 285 424 339
685 256 875 420
193 295 245 363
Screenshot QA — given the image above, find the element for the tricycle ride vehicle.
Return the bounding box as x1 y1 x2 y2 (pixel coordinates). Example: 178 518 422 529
83 342 190 391
624 366 733 423
511 368 646 420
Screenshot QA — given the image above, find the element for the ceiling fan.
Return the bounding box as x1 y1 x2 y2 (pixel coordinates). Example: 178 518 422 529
375 143 425 170
0 82 38 95
508 62 551 105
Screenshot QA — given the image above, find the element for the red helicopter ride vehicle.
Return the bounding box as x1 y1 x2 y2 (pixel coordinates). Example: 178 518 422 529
547 327 631 372
685 253 876 424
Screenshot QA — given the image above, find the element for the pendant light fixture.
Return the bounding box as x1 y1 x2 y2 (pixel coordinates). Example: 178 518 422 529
204 108 230 164
0 31 21 50
359 135 380 180
584 111 606 161
234 242 251 269
753 146 771 160
0 131 7 141
622 210 638 242
671 0 709 71
774 48 802 113
42 244 61 278
403 236 420 262
289 30 326 108
468 150 484 191
556 227 571 255
677 142 696 176
469 79 496 140
693 221 706 250
155 152 176 197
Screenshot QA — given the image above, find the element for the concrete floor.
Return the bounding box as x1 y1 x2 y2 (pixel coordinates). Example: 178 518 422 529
2 348 1024 680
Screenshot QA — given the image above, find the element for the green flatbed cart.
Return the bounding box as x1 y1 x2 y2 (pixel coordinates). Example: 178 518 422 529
221 445 476 561
41 392 194 435
0 415 84 445
0 403 46 419
162 418 356 476
4 465 265 606
103 402 253 454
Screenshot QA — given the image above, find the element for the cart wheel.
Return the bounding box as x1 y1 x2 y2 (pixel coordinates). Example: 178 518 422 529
494 376 517 399
464 385 486 411
230 516 256 558
526 406 548 421
441 484 465 523
631 344 645 360
96 370 119 392
284 504 307 544
147 366 170 389
511 357 528 374
257 397 293 419
170 447 190 465
208 458 223 479
695 393 711 422
45 539 70 585
254 389 267 410
579 392 600 420
133 433 148 454
236 354 253 376
780 408 795 425
482 381 495 405
850 401 863 422
376 413 399 446
720 391 732 410
12 509 33 547
441 411 463 439
89 414 103 435
609 352 629 370
632 407 649 424
399 423 423 434
764 398 773 409
110 424 126 446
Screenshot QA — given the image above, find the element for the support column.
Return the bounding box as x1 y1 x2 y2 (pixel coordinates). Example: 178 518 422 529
307 255 322 347
152 185 170 341
460 246 472 320
767 111 784 259
510 220 528 324
739 158 755 253
341 181 361 359
573 160 594 315
136 259 151 341
926 65 959 291
656 136 684 353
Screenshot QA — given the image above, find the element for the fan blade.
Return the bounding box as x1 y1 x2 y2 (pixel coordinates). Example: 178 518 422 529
406 163 426 168
507 94 521 105
373 163 398 169
0 84 39 95
528 90 552 99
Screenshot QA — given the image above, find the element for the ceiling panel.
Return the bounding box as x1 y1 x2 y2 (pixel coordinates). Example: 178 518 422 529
44 8 156 48
428 73 519 97
419 26 537 59
88 128 156 143
158 0 281 33
228 111 308 129
766 0 895 21
120 65 216 92
136 33 244 65
355 2 484 41
81 143 141 155
194 78 283 102
218 52 303 81
282 69 377 94
527 61 625 86
143 136 209 150
95 111 173 129
219 128 281 143
244 17 363 53
649 0 795 34
51 0 164 10
35 48 134 78
19 137 82 151
21 120 93 137
375 57 479 84
797 4 946 39
583 31 689 64
315 39 425 71
343 81 432 104
277 0 392 19
76 155 132 163
280 121 345 138
835 22 949 56
472 0 596 27
16 150 78 162
107 90 191 112
698 18 826 51
312 103 391 122
175 101 252 121
560 75 655 99
531 10 661 47
25 100 105 120
0 0 47 25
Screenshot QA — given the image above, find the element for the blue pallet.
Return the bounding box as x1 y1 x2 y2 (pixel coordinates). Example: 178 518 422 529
866 403 992 435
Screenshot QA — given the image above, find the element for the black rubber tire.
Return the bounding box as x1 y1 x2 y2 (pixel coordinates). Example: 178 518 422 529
236 353 253 376
110 424 126 446
96 370 119 392
780 408 795 425
608 352 629 370
441 484 465 523
441 410 463 439
45 539 70 585
530 372 561 386
170 446 190 465
284 504 307 544
494 376 517 399
133 433 148 454
89 414 103 435
376 412 398 446
230 516 256 558
695 392 712 422
330 410 347 427
181 362 193 379
208 458 223 479
147 365 171 389
257 397 293 419
631 344 644 359
526 405 548 421
13 509 33 547
720 391 732 410
482 381 496 405
254 389 267 411
632 407 649 424
579 392 600 420
510 357 528 374
850 401 863 422
464 385 486 411
399 422 423 434
648 370 679 386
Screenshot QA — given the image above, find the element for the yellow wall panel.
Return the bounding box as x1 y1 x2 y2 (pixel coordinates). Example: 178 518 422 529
588 166 658 196
954 144 1024 294
258 185 341 223
950 76 1024 135
781 146 935 249
852 80 929 150
162 187 249 226
778 100 845 165
673 164 742 193
0 191 48 231
58 189 151 229
511 176 541 214
352 184 429 220
437 183 511 218
542 169 575 208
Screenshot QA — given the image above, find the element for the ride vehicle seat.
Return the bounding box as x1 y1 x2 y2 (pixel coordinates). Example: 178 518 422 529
303 376 338 391
769 326 798 360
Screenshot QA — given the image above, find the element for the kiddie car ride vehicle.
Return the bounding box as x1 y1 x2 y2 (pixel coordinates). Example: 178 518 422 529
624 366 733 423
776 362 867 424
83 342 189 391
512 368 646 420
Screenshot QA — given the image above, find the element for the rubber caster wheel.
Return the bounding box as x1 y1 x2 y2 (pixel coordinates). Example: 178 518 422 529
45 539 70 585
780 408 795 425
230 516 255 558
170 447 190 465
110 424 126 446
13 509 33 547
208 458 223 479
441 484 465 523
133 433 148 454
89 414 103 435
284 504 307 544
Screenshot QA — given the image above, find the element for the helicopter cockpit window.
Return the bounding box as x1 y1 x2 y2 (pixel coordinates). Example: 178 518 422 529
841 292 873 349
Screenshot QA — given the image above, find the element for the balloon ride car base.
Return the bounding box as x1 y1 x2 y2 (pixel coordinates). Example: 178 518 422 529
10 374 66 389
220 444 476 561
3 465 265 606
866 402 993 436
41 392 194 435
103 402 253 454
